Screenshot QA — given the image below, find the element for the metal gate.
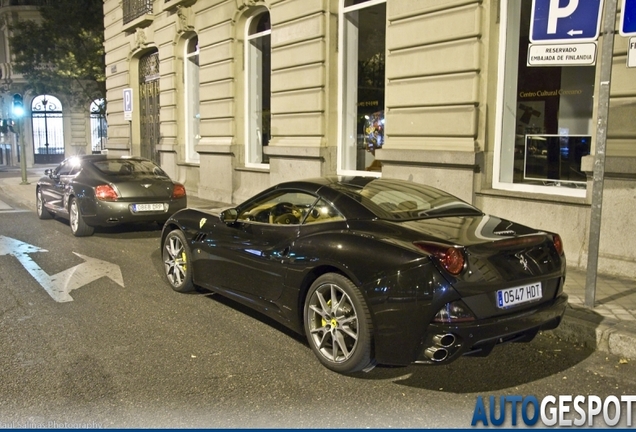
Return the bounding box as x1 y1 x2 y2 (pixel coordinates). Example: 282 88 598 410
32 95 65 164
139 51 160 163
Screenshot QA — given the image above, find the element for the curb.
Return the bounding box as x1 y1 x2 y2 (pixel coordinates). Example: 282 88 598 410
552 305 636 359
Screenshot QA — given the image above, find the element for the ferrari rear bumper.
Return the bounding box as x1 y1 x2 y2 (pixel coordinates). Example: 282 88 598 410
415 293 569 364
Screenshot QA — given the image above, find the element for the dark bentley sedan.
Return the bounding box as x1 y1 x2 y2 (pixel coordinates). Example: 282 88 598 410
37 155 187 236
161 177 567 374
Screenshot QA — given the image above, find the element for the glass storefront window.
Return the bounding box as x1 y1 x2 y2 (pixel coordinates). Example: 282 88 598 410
494 0 595 197
338 0 386 176
185 36 200 163
245 10 271 168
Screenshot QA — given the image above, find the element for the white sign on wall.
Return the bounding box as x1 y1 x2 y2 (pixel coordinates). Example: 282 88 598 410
628 37 636 67
528 42 597 66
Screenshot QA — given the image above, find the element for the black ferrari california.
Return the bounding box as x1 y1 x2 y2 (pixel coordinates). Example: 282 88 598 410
161 177 567 374
37 155 187 236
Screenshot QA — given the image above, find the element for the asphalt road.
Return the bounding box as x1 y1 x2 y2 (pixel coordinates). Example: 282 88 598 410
1 190 635 428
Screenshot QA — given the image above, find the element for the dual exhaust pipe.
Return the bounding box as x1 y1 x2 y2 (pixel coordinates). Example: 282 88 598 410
424 333 456 362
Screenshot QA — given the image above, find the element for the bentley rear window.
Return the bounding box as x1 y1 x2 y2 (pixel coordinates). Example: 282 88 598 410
92 160 169 178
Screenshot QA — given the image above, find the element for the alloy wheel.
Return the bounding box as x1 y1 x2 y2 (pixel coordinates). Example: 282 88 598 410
164 234 188 288
306 282 359 363
162 230 194 292
70 200 79 233
36 190 51 219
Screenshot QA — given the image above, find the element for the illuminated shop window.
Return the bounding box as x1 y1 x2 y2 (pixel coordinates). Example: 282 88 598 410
185 35 200 163
494 0 594 197
245 10 271 168
338 0 386 176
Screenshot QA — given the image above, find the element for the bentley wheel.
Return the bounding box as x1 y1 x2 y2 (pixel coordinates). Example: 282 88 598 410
163 229 195 293
304 273 374 374
36 188 52 220
69 197 94 237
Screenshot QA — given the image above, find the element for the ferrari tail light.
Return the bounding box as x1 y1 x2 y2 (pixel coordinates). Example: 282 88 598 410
552 233 564 256
414 242 466 275
172 183 186 199
432 300 476 323
95 184 119 201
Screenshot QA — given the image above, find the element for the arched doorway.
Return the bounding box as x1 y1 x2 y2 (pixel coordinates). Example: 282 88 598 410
90 98 107 154
31 95 65 164
138 50 160 163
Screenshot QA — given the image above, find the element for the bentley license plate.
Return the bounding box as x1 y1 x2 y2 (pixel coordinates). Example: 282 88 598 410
497 282 542 308
132 203 165 212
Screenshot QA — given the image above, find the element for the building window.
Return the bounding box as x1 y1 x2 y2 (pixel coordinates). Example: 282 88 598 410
90 98 107 154
338 0 386 176
31 94 64 164
494 0 594 198
185 36 200 163
245 10 271 168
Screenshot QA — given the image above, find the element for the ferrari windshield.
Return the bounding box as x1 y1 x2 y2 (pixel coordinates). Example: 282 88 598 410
335 178 482 220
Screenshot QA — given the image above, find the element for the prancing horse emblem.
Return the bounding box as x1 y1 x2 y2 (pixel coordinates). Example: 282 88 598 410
515 252 530 272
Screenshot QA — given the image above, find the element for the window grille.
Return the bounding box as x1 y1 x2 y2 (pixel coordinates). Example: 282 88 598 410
123 0 153 25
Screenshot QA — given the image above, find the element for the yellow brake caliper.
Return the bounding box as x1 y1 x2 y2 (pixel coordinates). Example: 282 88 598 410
321 299 332 327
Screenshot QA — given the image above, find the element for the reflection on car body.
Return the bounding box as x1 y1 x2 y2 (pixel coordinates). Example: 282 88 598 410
36 155 187 236
161 176 567 374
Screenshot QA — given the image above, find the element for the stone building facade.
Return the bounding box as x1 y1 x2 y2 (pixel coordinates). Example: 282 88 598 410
103 0 636 279
0 0 106 169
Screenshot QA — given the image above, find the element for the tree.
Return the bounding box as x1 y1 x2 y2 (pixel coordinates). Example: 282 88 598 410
9 0 106 112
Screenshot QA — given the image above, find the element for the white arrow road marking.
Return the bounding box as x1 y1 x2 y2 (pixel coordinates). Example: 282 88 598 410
0 235 124 303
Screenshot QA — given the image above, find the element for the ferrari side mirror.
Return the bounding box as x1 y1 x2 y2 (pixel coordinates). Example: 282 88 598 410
220 208 238 224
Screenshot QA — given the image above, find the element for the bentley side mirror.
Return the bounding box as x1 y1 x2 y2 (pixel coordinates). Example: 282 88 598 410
44 169 54 178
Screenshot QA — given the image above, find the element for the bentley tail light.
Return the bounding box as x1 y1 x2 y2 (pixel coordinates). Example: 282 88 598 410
172 183 187 199
552 234 564 256
414 242 466 275
95 184 119 201
432 300 476 323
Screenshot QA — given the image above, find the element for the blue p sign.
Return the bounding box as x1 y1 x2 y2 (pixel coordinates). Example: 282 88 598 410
621 0 636 35
530 0 604 43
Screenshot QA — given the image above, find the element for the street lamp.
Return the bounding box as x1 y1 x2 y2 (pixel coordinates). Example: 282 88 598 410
12 93 29 185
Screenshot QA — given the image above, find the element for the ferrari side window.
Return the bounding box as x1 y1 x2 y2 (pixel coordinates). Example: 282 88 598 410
303 199 345 225
238 191 318 225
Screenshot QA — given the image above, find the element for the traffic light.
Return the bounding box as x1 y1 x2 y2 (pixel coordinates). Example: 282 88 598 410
12 93 24 118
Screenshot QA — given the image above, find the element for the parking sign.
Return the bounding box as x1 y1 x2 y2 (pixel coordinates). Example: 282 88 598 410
123 88 133 121
530 0 604 43
621 0 636 35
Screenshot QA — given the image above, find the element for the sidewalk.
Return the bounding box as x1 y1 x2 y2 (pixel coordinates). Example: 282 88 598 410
2 164 636 360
